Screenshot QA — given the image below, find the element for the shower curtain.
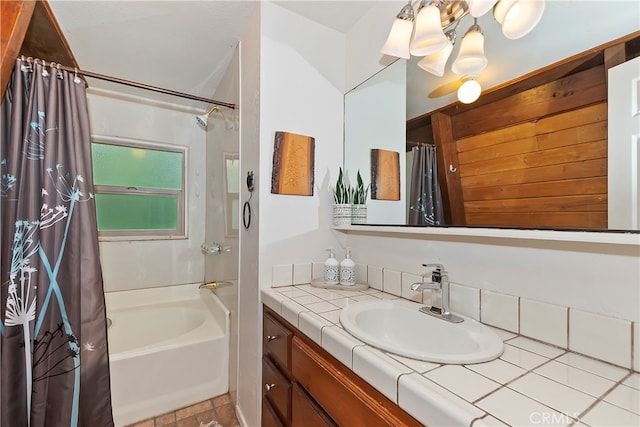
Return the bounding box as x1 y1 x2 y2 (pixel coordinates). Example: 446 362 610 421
0 59 113 426
408 144 445 226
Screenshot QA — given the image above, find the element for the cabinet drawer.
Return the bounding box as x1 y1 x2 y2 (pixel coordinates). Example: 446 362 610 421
292 383 337 427
262 355 291 424
262 398 286 427
264 311 293 370
291 336 421 427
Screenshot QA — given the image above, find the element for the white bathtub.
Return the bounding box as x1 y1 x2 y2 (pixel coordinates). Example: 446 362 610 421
105 283 230 426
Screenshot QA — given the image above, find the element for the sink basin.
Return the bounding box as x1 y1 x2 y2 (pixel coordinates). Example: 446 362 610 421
339 299 504 364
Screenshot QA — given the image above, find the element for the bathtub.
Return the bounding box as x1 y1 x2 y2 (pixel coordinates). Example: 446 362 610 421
105 283 230 426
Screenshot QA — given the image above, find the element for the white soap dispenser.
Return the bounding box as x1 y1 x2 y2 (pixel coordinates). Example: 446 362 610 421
339 247 356 286
324 248 339 285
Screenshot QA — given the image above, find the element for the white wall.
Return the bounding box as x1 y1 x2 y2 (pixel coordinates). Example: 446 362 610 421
88 90 206 292
236 5 261 427
206 46 241 407
338 0 640 325
258 2 346 288
344 59 406 224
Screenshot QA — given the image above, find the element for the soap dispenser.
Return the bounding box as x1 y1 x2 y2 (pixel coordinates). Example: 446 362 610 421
339 247 356 286
324 248 339 285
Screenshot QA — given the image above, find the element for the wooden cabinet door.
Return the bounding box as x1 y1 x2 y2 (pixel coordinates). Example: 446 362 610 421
291 383 337 427
262 398 286 427
262 355 291 425
291 336 421 427
263 311 293 370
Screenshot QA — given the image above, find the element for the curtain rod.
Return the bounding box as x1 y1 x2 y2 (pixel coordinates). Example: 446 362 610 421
19 56 236 110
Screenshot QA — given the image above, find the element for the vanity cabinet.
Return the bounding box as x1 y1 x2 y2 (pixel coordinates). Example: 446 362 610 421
262 306 421 427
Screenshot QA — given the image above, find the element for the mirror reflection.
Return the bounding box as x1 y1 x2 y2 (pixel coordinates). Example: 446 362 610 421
344 32 640 231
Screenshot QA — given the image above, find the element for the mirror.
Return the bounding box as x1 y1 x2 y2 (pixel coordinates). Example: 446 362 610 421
345 25 640 231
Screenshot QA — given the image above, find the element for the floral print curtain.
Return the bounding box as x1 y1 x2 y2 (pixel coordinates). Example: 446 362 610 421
0 59 113 426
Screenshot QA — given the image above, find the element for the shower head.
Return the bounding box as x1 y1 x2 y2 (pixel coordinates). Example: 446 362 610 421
196 106 222 129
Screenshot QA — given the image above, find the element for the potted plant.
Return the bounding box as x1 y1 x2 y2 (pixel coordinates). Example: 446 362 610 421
332 167 351 226
350 170 369 224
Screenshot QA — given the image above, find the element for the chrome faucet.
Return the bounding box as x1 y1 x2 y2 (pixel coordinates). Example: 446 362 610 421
411 263 463 323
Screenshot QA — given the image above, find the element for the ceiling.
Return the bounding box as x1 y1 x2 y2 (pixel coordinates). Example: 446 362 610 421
46 1 639 114
47 0 369 110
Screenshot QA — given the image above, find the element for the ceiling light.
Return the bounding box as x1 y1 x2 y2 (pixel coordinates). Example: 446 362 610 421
417 31 455 77
380 0 545 103
451 20 487 75
494 0 545 39
381 2 415 59
457 76 482 104
410 1 449 56
467 0 498 17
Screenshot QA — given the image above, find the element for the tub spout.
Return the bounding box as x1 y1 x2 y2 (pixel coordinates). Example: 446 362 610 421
199 281 232 290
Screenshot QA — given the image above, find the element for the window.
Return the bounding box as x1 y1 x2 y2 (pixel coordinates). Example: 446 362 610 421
91 137 186 238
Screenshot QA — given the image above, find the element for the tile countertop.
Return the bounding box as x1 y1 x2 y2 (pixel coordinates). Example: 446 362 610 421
261 285 640 427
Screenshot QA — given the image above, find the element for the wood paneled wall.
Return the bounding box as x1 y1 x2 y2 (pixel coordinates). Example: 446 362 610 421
408 33 639 230
451 65 608 229
456 101 608 228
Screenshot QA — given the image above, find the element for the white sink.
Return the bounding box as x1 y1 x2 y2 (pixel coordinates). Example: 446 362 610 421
339 299 504 364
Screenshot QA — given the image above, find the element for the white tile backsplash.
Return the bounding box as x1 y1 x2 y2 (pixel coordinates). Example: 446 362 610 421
520 298 568 348
569 308 632 368
272 263 293 286
355 263 367 284
262 283 638 427
383 268 402 296
401 272 424 303
633 322 639 372
268 261 638 373
367 265 383 290
450 282 480 321
293 263 312 285
481 290 519 333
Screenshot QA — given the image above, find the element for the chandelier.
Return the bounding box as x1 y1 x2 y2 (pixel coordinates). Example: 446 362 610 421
381 0 546 104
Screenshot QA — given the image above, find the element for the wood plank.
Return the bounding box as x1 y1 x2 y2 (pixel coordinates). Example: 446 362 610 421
465 212 607 228
431 112 465 225
19 1 77 66
463 177 607 201
1 1 35 99
464 194 607 213
458 140 607 177
460 158 607 188
456 102 607 153
534 102 607 133
451 66 606 139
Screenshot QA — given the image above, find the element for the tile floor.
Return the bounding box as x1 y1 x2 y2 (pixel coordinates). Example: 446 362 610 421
126 394 240 427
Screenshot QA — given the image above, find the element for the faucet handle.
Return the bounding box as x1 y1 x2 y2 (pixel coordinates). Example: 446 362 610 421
422 263 445 273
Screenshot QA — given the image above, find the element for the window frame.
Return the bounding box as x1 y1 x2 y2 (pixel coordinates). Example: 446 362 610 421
91 135 188 241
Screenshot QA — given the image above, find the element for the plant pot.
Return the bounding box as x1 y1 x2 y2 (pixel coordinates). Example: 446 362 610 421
351 204 367 224
333 203 352 226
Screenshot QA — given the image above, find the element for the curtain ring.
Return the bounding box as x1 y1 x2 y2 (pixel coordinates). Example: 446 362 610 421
74 67 81 84
449 164 457 173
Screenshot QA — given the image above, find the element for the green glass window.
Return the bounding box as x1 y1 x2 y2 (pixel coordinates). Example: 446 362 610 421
92 139 185 237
